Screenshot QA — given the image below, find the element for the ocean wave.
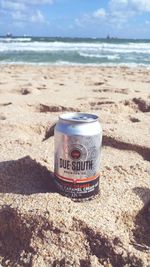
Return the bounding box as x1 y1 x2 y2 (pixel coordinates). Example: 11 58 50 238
79 52 107 58
79 52 120 60
0 41 150 54
0 37 32 43
0 41 101 52
0 38 150 66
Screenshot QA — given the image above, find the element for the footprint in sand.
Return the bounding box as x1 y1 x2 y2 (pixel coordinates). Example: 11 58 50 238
28 103 80 113
93 88 129 94
59 83 64 86
124 98 150 113
133 98 150 113
129 117 140 123
90 101 115 110
37 84 47 90
93 89 111 93
0 82 7 85
25 82 32 86
0 102 12 107
20 88 31 95
77 97 88 100
94 82 105 86
114 89 129 95
0 114 6 120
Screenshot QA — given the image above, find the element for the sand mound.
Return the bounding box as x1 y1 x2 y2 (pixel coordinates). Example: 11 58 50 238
133 199 150 249
0 157 54 195
0 204 147 267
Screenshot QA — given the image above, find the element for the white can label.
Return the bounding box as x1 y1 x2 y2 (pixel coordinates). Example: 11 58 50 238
54 132 101 198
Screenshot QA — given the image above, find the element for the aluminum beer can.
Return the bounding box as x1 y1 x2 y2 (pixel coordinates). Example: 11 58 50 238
54 112 102 199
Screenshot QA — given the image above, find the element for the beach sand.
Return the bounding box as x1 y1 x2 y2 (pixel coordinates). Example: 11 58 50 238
0 65 150 267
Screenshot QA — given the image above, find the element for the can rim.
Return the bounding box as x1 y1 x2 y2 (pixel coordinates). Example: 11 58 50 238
59 112 99 123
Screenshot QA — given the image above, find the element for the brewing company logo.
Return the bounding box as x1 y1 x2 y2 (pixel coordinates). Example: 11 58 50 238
70 148 81 160
69 144 87 161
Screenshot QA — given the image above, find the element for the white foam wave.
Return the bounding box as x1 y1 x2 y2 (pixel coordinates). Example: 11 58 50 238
107 55 120 59
0 60 150 69
0 37 31 42
0 41 150 54
79 52 120 60
79 52 106 58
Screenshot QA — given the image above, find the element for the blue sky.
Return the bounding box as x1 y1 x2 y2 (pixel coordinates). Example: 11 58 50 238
0 0 150 38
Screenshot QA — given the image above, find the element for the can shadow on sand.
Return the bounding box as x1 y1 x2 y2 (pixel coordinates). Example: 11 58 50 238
0 156 56 194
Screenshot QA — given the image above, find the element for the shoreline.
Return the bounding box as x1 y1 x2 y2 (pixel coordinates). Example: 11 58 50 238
0 62 150 68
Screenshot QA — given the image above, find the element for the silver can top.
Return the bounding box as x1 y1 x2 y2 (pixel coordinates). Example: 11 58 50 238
59 112 98 123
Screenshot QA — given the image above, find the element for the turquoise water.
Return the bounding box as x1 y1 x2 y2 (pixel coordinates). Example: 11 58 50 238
0 37 150 66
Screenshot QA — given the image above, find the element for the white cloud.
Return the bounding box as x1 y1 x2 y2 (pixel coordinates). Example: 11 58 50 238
74 15 90 28
92 4 130 27
0 0 52 25
1 0 26 11
75 20 84 28
108 0 150 28
0 0 53 8
75 0 150 33
75 18 83 27
93 8 106 18
109 0 150 12
24 0 53 4
110 0 127 7
145 20 150 25
12 21 25 28
17 0 53 4
11 10 26 20
130 0 150 12
31 10 45 23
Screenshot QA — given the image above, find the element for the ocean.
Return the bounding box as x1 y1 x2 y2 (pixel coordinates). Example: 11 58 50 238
0 37 150 67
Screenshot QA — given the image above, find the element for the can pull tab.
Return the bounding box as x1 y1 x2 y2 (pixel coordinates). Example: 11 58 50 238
73 116 89 121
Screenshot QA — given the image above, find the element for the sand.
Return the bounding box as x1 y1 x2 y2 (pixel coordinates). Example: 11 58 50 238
0 65 150 267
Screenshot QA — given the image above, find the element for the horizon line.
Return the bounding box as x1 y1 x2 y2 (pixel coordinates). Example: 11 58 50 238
1 35 150 40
